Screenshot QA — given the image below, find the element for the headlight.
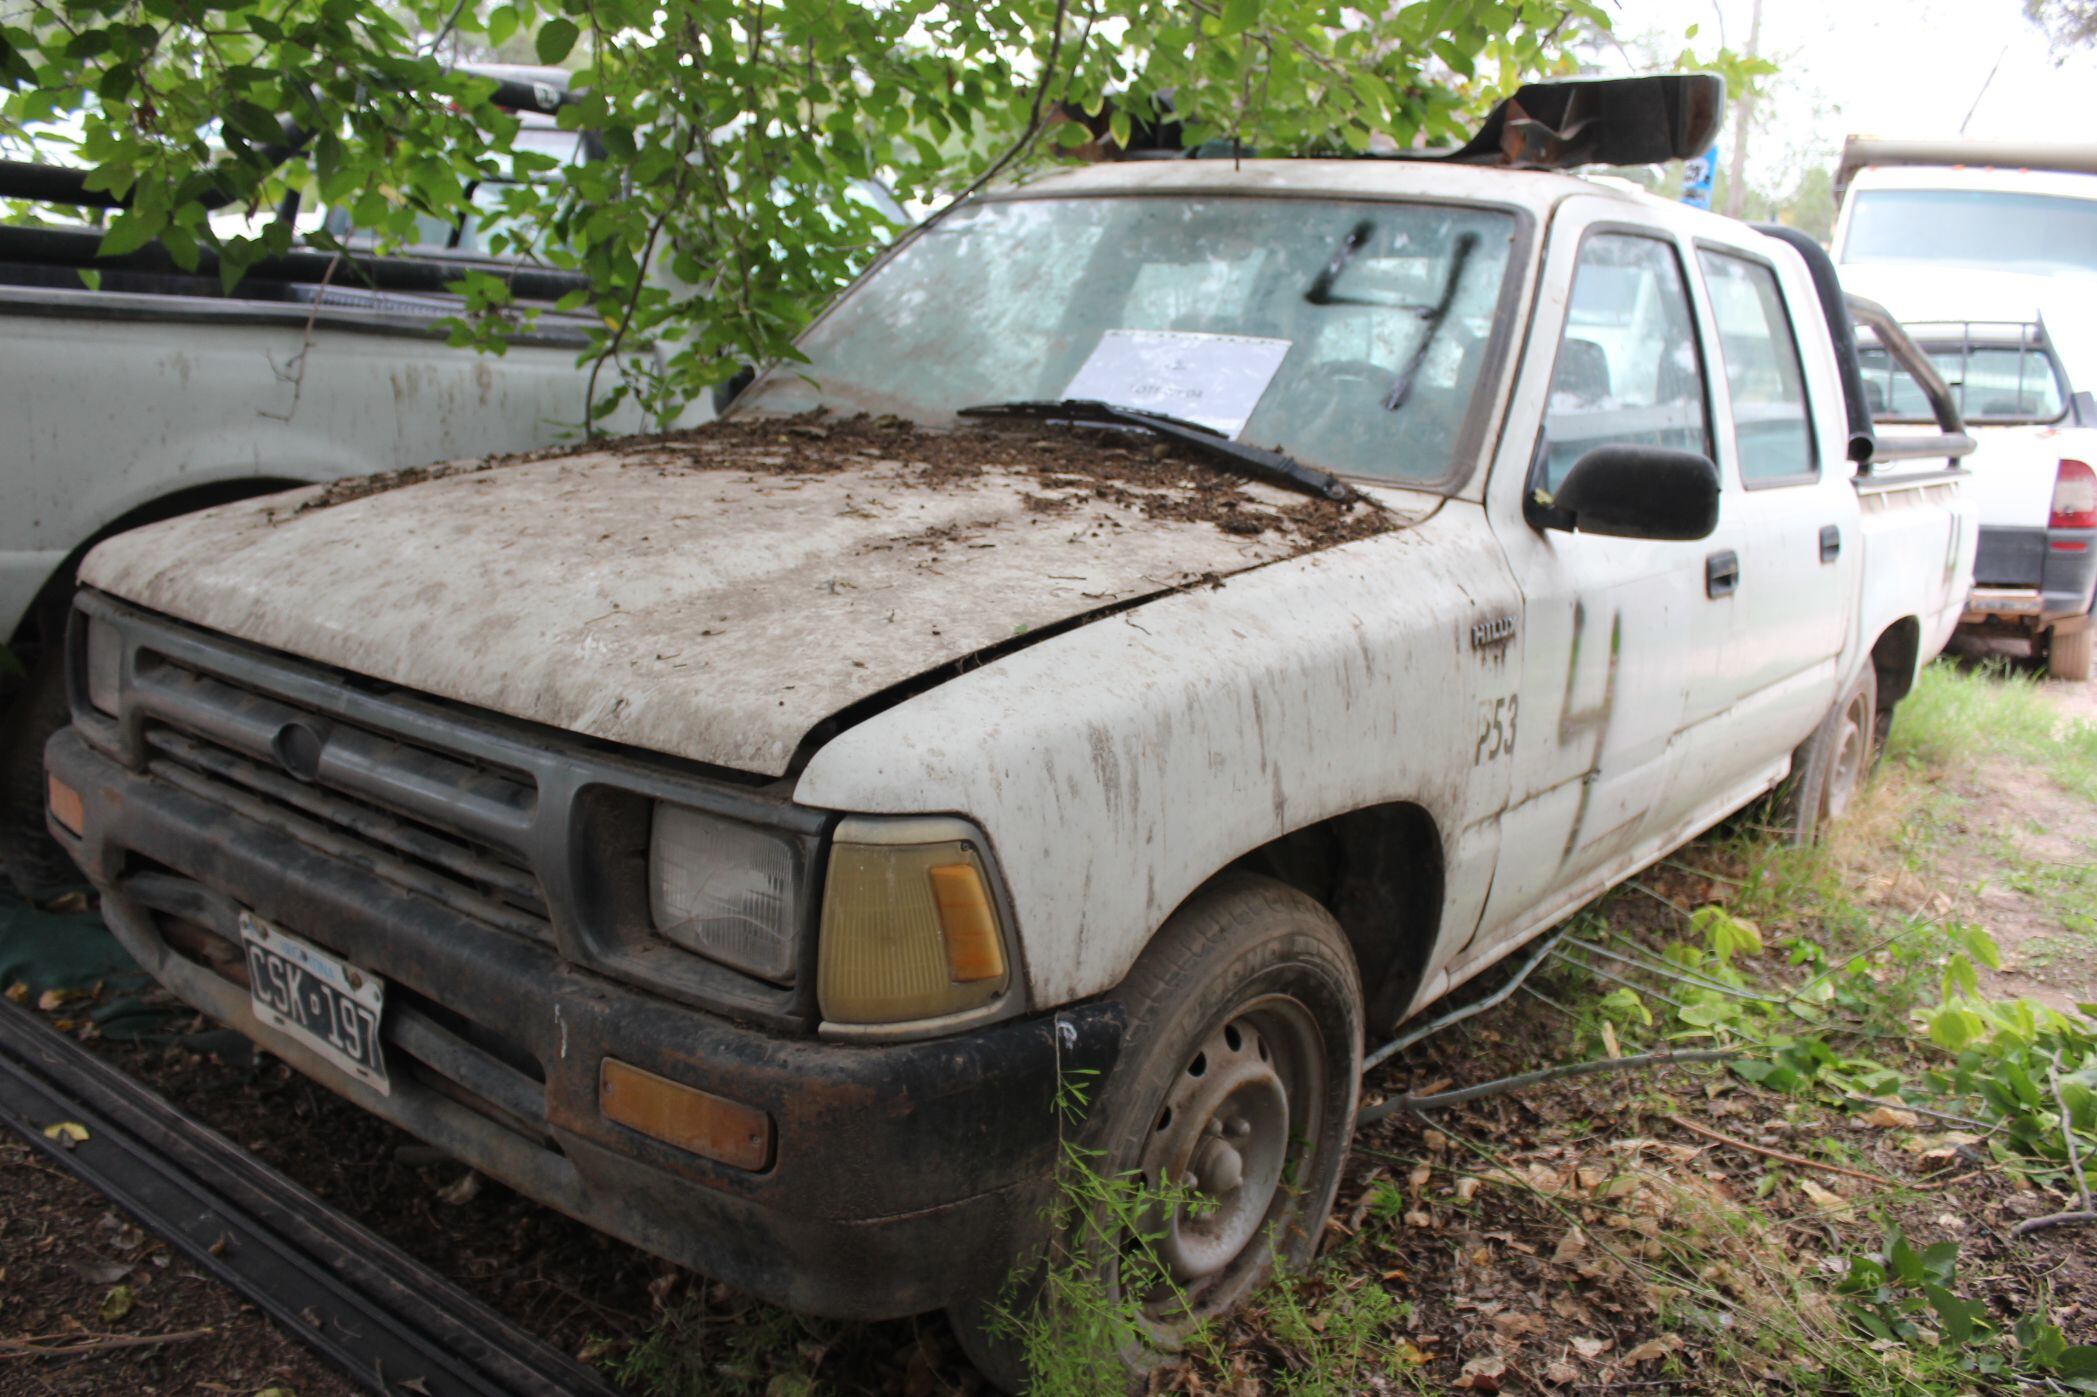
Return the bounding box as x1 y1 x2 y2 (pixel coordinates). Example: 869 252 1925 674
817 816 1013 1027
649 802 804 983
84 615 122 717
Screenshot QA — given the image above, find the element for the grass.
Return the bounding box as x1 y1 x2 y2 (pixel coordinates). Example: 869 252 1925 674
1884 660 2097 801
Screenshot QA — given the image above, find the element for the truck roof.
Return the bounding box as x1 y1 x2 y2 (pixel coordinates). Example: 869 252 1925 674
993 155 1725 227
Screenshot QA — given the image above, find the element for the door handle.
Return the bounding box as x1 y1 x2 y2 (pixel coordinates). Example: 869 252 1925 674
1820 524 1842 563
1706 549 1740 598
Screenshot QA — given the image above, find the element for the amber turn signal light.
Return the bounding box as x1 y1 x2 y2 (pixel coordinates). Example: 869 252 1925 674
47 774 84 837
599 1058 772 1172
928 863 1006 984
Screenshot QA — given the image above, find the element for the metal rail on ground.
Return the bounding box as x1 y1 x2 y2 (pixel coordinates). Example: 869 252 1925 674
0 993 626 1397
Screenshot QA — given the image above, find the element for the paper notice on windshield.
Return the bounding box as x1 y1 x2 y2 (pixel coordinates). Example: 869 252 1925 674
1061 330 1290 439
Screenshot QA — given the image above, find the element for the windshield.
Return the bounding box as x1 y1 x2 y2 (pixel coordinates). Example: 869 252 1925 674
1843 188 2097 275
1856 332 2069 424
741 195 1521 487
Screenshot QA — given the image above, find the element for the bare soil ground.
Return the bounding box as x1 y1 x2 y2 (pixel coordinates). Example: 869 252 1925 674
2 662 2092 1395
0 1131 351 1395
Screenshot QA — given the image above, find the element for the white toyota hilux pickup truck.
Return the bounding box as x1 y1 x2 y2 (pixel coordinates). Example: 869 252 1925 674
42 77 1976 1386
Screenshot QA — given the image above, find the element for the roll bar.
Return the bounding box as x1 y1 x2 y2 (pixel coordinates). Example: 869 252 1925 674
1846 295 1976 468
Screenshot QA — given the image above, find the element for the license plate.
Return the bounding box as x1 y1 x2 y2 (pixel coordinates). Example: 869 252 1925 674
240 912 389 1095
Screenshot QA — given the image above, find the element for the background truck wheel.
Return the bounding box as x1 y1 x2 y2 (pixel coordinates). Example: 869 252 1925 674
950 873 1363 1393
2047 623 2093 683
1772 666 1879 845
0 647 77 898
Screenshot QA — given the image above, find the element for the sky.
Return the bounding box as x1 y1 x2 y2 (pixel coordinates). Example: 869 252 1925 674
1594 0 2097 191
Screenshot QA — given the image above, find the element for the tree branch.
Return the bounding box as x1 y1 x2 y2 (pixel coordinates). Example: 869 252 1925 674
920 0 1072 227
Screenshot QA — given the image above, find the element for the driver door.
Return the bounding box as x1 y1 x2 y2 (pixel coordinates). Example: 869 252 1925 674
1461 201 1742 965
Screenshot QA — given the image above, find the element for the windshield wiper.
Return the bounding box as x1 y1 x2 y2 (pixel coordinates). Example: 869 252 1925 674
1381 231 1479 412
956 398 1359 503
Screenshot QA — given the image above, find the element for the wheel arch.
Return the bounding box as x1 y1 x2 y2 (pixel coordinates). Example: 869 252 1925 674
1868 614 1922 716
8 475 313 658
1218 798 1446 1033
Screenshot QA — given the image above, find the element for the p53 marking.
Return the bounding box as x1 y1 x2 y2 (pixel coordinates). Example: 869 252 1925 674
1474 694 1518 765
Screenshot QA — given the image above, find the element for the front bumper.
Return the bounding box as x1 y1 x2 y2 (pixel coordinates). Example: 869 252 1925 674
46 728 1121 1319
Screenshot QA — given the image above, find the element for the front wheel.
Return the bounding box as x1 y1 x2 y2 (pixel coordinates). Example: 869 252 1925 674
1772 665 1878 845
951 873 1362 1392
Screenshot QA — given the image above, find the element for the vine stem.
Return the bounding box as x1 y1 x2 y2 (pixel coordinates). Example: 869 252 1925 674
1358 1045 1737 1121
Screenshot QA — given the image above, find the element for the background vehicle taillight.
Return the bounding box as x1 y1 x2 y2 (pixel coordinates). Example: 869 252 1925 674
2050 459 2097 530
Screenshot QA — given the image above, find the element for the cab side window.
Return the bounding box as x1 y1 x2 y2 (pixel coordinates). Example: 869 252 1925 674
1697 250 1817 485
1538 233 1709 492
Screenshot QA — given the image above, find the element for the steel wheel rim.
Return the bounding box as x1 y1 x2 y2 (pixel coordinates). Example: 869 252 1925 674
1133 996 1327 1318
1825 689 1870 822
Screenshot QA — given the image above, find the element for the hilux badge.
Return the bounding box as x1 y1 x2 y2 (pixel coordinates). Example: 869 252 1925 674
1470 614 1517 650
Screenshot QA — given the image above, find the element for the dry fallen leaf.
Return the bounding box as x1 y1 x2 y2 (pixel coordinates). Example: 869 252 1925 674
1625 1335 1684 1363
1601 1020 1622 1059
1862 1106 1920 1129
37 987 82 1012
436 1171 482 1207
1553 1226 1589 1263
1455 1175 1480 1204
1544 1359 1580 1385
41 1120 89 1147
1393 1339 1432 1366
1800 1179 1848 1212
1455 1355 1507 1391
1571 1336 1613 1359
99 1284 134 1323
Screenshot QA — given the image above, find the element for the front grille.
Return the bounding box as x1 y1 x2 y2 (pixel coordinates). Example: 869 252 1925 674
77 591 828 1031
135 658 551 944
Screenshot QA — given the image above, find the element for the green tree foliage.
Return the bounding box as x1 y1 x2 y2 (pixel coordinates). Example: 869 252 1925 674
0 0 1605 428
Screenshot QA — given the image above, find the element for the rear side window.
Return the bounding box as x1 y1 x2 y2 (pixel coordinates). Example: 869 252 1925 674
1698 251 1817 485
1856 335 2068 424
1538 233 1709 492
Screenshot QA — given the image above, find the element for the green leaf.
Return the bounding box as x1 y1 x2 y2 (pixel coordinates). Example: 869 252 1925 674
487 5 520 47
1217 0 1260 36
96 212 165 258
222 98 282 145
76 268 101 291
1922 1284 1985 1346
535 17 579 64
2058 1346 2097 1378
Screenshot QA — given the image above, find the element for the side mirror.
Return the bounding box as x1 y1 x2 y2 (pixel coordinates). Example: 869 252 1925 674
1542 445 1719 541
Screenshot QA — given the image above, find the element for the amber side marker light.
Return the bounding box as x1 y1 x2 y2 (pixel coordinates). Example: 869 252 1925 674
928 862 1006 984
47 775 84 837
599 1058 773 1172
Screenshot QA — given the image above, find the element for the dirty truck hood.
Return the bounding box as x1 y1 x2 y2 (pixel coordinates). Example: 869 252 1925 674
81 437 1360 777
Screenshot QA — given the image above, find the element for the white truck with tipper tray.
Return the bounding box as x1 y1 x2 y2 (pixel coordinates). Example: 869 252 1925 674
42 77 1976 1387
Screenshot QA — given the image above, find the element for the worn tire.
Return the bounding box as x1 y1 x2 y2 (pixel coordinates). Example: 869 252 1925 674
0 647 78 898
1772 665 1878 845
2048 623 2093 683
951 873 1362 1392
